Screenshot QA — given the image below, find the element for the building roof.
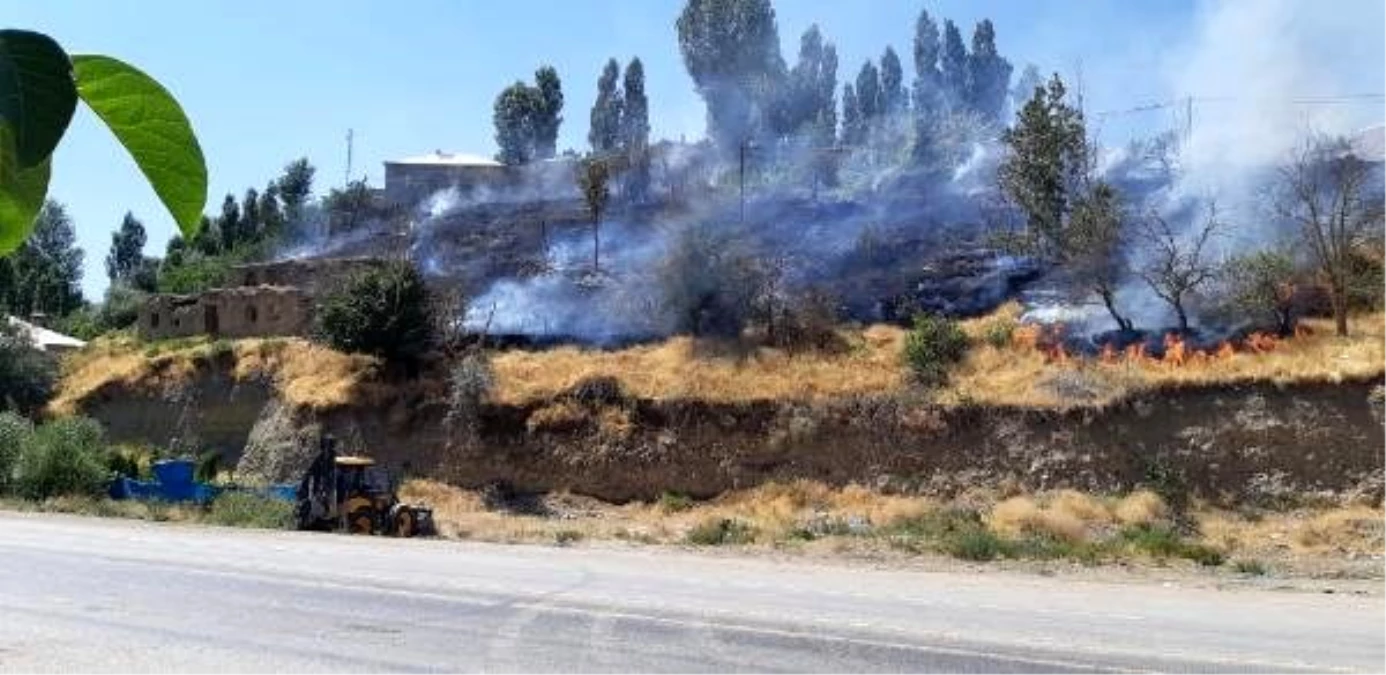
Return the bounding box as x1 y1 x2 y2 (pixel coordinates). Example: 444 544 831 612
4 315 86 352
385 150 503 168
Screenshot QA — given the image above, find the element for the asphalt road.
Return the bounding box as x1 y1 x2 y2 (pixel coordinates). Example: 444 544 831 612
0 512 1380 673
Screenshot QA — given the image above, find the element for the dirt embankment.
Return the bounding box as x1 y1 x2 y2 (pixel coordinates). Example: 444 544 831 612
72 359 1384 505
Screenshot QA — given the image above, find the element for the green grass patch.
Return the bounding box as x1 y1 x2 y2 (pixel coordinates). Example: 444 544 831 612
204 492 294 529
685 517 756 546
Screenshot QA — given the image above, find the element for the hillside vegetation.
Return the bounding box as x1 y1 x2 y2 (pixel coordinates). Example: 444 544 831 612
491 306 1384 408
49 307 1384 416
50 334 383 415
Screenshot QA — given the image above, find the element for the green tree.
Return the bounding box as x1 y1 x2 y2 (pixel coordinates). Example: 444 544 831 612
1 30 206 255
966 19 1013 124
854 61 882 123
621 57 651 202
258 183 284 235
912 10 945 164
532 66 564 160
880 46 905 115
0 323 56 417
315 260 435 366
241 187 261 241
493 81 540 165
218 193 241 252
589 59 624 154
940 20 969 109
191 215 221 256
676 0 787 155
840 84 861 146
3 200 83 318
998 76 1134 331
275 158 314 224
323 179 392 233
1220 248 1300 335
104 211 146 283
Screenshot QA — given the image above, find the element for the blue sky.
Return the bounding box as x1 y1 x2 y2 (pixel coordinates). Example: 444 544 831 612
2 0 1381 299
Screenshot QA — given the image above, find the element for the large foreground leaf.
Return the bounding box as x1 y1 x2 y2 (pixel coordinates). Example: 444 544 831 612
0 126 51 255
72 54 206 236
0 29 77 168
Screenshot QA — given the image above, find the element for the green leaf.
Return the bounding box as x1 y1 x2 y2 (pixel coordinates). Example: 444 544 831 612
71 54 206 236
0 30 78 168
0 125 51 255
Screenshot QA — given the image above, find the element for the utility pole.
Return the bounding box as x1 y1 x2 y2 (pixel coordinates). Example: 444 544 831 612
739 139 749 225
345 128 354 186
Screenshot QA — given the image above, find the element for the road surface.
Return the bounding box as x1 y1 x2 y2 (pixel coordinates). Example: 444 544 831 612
0 512 1380 673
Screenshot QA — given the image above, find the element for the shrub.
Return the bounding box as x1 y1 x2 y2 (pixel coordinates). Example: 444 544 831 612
554 529 584 546
947 528 1008 561
15 417 111 500
658 225 763 339
1119 523 1224 566
445 349 494 437
657 491 694 513
0 322 58 416
195 451 222 483
205 492 294 529
768 288 848 353
315 260 435 365
685 517 756 545
981 318 1016 349
0 411 34 494
1233 559 1268 576
902 313 970 387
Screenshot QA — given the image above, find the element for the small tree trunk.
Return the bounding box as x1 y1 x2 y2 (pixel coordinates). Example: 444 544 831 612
1333 289 1349 336
1098 288 1134 332
1174 302 1189 333
592 213 601 273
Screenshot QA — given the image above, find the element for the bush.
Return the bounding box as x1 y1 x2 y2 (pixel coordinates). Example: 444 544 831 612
685 517 756 545
445 349 494 437
902 314 970 387
0 322 58 416
15 416 111 500
0 411 34 494
657 491 694 513
157 253 232 294
315 260 435 365
981 318 1016 349
205 492 294 529
658 225 763 339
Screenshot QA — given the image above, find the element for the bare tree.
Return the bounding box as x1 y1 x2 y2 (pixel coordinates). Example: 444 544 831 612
1272 135 1384 336
1065 182 1135 331
1135 204 1223 332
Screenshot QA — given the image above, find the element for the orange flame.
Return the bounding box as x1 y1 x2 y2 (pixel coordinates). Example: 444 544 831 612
1215 341 1236 359
1162 333 1187 366
1245 332 1279 353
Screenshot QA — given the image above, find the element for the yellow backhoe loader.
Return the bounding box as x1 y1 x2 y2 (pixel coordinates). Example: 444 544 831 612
294 435 434 537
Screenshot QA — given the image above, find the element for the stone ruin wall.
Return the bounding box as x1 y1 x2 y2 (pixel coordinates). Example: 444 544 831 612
138 287 313 341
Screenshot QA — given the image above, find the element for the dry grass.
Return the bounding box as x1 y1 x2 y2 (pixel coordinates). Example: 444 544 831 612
1199 505 1385 557
399 478 1380 575
489 307 1383 408
50 335 379 415
945 311 1386 409
50 307 1383 415
490 328 906 405
987 492 1114 542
